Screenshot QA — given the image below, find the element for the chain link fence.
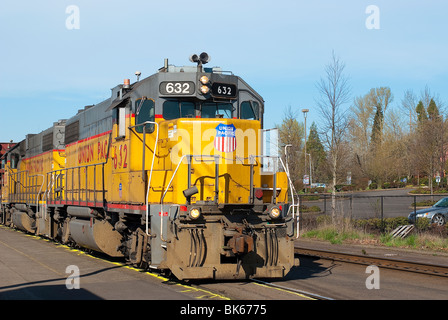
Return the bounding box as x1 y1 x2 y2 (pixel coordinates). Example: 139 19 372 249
298 192 448 230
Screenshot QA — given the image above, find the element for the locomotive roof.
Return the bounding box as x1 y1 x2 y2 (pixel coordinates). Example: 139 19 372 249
63 60 264 142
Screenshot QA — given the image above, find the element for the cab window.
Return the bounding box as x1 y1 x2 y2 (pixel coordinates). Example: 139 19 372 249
202 103 233 118
241 101 259 120
136 99 155 133
163 100 195 120
10 154 19 169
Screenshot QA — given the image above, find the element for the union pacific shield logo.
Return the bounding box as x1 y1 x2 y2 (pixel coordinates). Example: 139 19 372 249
214 124 236 153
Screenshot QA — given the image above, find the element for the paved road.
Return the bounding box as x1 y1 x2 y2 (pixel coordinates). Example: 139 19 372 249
301 188 447 219
0 226 228 300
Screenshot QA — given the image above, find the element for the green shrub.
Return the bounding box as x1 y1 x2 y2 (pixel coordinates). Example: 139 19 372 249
354 217 410 232
300 205 321 212
415 217 430 230
316 215 332 225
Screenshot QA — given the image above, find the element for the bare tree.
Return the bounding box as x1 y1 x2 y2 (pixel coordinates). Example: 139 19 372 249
316 51 351 223
277 106 304 190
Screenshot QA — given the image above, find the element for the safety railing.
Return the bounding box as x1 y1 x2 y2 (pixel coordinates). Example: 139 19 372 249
46 162 107 207
158 154 284 241
7 170 45 205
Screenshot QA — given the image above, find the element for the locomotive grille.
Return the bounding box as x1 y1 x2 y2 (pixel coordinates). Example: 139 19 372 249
65 121 79 145
42 133 53 152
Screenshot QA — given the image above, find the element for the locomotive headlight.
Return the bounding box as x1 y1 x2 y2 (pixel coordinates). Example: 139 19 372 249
200 75 209 84
268 206 281 220
189 207 201 220
200 85 210 94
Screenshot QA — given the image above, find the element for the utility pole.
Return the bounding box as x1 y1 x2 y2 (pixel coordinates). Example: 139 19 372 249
302 108 309 190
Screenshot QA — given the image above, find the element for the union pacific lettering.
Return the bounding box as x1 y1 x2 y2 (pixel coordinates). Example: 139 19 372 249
23 151 56 174
25 157 44 174
74 131 110 165
78 143 95 164
77 139 109 165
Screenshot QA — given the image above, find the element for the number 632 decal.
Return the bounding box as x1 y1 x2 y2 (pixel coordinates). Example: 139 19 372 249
159 81 195 95
112 144 128 169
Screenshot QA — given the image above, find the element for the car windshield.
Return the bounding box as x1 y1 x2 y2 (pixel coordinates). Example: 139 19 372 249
434 198 448 207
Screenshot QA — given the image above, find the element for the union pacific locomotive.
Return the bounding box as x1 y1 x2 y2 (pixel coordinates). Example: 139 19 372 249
0 54 295 280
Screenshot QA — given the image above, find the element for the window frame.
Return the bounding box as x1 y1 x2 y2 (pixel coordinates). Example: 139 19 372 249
201 102 234 119
163 100 196 120
240 100 259 120
135 98 155 134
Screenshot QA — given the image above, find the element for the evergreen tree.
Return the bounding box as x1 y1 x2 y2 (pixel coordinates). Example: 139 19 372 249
370 106 383 147
427 98 439 121
416 100 427 123
368 87 392 149
306 122 327 182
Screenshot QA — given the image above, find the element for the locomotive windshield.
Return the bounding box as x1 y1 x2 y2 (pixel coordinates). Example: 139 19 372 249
201 102 233 118
162 100 234 119
163 100 195 120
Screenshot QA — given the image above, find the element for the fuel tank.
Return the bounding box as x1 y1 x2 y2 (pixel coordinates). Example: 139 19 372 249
68 218 124 257
12 210 36 233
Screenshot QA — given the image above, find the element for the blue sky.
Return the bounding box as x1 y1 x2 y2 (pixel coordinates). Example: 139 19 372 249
1 0 447 142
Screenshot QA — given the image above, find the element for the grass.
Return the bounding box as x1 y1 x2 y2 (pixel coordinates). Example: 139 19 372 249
300 219 448 253
379 232 448 251
303 226 374 245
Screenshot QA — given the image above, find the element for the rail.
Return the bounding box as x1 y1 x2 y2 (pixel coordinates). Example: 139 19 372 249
294 245 448 277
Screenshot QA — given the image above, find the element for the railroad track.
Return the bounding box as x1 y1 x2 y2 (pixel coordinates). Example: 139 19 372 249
295 246 448 278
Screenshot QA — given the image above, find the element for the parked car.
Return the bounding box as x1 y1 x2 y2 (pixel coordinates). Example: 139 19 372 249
408 197 448 226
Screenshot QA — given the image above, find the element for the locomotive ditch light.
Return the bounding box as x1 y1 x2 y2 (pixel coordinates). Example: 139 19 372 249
189 207 201 220
268 205 281 220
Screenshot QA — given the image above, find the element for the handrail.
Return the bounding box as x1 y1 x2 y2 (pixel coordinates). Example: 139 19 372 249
46 162 106 206
159 154 187 242
158 154 282 243
128 120 159 236
279 157 300 237
8 170 45 204
44 173 60 220
31 174 45 218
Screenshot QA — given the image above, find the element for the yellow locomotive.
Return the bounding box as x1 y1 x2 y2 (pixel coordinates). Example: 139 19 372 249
1 54 295 280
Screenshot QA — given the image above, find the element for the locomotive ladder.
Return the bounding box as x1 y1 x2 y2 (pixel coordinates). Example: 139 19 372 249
128 120 159 236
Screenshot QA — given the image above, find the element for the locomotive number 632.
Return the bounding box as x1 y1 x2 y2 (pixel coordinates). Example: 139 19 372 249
159 81 195 95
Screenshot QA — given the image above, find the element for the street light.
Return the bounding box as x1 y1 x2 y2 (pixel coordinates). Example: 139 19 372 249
302 108 309 190
307 153 312 187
